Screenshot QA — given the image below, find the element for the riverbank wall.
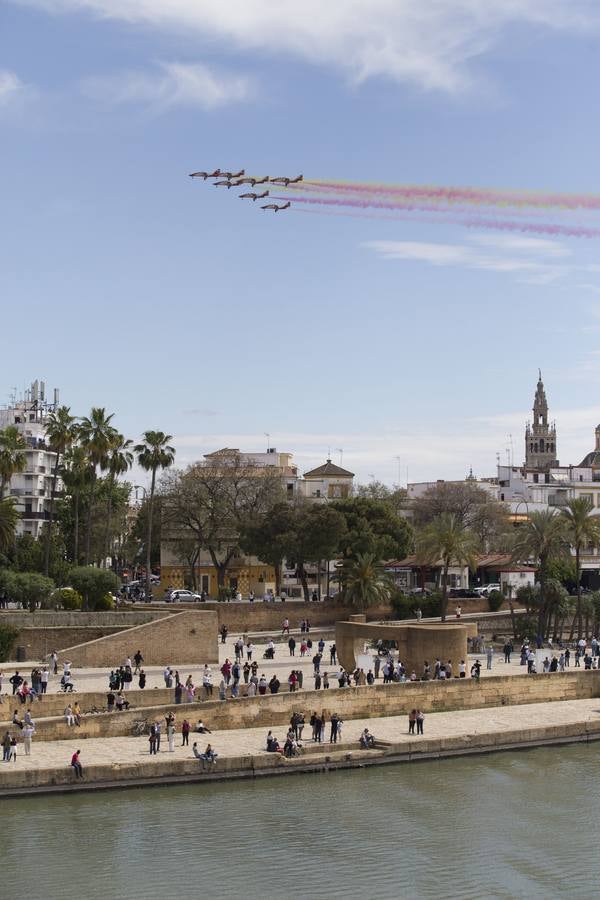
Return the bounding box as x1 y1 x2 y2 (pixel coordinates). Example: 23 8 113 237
4 671 600 743
2 714 600 798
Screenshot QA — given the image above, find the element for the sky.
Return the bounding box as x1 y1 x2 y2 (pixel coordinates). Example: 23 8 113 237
3 0 600 486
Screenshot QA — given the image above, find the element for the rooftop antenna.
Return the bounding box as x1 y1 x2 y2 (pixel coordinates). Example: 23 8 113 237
264 432 270 452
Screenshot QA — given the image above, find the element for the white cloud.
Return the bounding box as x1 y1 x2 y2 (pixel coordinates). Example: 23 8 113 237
469 234 572 258
0 70 26 107
364 237 568 284
82 62 253 110
12 0 600 92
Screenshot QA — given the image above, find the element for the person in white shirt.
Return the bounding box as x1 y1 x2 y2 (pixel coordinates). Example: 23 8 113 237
40 668 49 694
63 660 72 678
64 705 75 726
22 724 35 755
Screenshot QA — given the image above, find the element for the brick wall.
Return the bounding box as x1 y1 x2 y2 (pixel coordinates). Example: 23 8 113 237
60 610 219 667
8 627 126 660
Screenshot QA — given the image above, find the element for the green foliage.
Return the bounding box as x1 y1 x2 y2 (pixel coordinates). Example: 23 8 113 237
0 497 19 551
336 552 392 610
0 624 18 662
545 556 577 588
412 481 511 552
68 566 119 610
416 512 479 620
329 497 413 561
487 589 504 612
49 587 83 610
390 590 442 619
94 592 115 611
0 571 55 612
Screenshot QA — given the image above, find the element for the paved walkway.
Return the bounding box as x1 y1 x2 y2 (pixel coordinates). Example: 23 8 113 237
1 633 536 698
2 697 599 777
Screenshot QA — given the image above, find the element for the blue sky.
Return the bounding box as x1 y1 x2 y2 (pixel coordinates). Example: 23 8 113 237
3 1 600 484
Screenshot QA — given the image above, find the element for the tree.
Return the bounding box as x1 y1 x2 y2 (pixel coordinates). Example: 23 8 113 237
68 566 119 610
135 431 175 600
103 434 133 567
0 426 27 498
336 552 392 610
0 571 54 612
162 453 283 591
77 407 117 565
560 497 600 638
416 513 479 621
0 498 19 552
60 444 91 565
412 481 510 552
241 502 346 601
240 502 298 595
354 481 408 516
43 405 76 576
329 497 412 561
511 509 568 637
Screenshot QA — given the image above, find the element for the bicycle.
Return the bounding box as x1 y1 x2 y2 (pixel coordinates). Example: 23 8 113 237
131 719 150 736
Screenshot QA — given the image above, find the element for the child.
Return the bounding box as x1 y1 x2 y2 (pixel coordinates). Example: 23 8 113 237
10 736 17 761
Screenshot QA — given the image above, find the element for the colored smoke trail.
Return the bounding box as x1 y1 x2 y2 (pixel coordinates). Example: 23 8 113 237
276 195 600 237
278 179 600 212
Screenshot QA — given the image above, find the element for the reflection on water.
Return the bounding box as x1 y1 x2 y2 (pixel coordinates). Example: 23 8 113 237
2 745 600 900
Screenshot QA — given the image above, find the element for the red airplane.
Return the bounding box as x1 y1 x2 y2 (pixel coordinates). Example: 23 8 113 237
261 201 290 211
269 175 303 186
252 176 269 185
239 191 269 201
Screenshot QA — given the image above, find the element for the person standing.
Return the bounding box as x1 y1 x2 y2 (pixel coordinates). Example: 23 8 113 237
167 721 175 753
416 710 424 735
486 645 493 671
70 749 83 778
330 712 339 744
330 643 337 665
138 669 146 690
50 650 58 676
2 731 12 761
10 671 23 695
288 636 296 657
149 725 157 755
282 618 290 635
40 667 49 695
154 720 161 752
23 723 34 756
408 709 417 734
133 650 144 674
182 719 190 747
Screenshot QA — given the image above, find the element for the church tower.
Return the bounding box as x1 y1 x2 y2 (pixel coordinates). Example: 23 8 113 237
525 371 558 470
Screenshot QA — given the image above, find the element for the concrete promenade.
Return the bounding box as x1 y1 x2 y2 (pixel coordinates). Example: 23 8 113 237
1 697 600 796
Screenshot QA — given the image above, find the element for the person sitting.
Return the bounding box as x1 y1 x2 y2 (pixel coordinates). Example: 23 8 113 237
115 692 130 711
266 730 282 753
359 728 375 749
263 641 275 660
11 710 23 729
64 704 75 726
72 702 82 727
283 733 300 758
60 674 75 693
195 720 212 734
193 742 218 768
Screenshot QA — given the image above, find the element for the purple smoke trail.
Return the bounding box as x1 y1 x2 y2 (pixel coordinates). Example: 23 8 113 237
278 195 600 237
281 180 600 212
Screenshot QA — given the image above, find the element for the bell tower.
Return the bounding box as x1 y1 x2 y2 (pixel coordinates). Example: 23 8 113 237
525 370 558 470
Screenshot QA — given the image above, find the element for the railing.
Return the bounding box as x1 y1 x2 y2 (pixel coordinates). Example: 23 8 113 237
20 511 51 520
548 494 569 507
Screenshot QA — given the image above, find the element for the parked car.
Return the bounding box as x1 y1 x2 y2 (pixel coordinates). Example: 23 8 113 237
167 589 203 603
449 588 480 599
474 583 501 597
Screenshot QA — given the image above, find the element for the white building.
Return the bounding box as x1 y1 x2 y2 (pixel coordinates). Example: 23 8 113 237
0 380 61 538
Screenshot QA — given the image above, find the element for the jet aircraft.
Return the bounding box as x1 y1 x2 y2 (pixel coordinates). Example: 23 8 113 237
261 201 290 211
239 191 269 201
269 175 303 186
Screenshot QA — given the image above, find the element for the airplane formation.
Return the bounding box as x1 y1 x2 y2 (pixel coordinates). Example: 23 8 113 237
188 168 301 212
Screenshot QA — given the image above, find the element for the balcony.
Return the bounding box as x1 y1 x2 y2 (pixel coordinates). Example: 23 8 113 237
20 511 50 521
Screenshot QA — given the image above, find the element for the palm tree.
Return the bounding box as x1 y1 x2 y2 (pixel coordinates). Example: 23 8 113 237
61 444 90 564
43 406 76 576
0 497 19 551
135 431 175 600
511 509 567 636
336 552 392 610
0 426 28 498
560 497 600 639
78 408 117 565
103 434 133 567
416 513 479 621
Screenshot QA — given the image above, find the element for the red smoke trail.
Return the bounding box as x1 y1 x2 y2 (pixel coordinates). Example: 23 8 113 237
280 180 600 212
278 195 600 237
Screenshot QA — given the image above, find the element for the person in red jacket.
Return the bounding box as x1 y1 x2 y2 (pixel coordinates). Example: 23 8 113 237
70 749 83 778
181 719 190 747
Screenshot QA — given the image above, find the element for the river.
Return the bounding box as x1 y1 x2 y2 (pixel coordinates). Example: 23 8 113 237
2 745 598 899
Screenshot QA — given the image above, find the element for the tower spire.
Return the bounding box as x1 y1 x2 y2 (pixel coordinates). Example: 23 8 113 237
525 371 558 471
